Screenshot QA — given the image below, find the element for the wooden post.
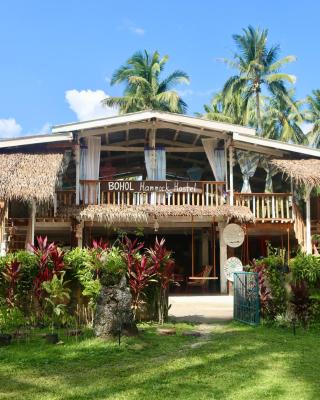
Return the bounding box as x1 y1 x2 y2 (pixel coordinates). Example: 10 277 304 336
229 146 234 206
305 187 312 254
31 199 36 246
75 144 80 205
218 222 227 294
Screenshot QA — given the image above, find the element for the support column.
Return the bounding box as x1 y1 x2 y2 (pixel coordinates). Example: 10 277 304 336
201 229 209 266
305 187 312 254
229 146 234 206
75 144 80 206
218 222 227 294
76 221 84 248
31 199 36 246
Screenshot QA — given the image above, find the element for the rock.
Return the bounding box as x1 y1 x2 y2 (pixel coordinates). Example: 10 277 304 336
181 331 202 337
94 275 138 338
157 328 176 336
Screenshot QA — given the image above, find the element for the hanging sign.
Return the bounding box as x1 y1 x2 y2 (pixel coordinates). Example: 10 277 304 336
100 180 203 193
223 224 245 248
224 257 243 282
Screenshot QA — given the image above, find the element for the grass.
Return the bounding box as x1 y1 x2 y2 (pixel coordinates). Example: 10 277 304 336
0 322 319 400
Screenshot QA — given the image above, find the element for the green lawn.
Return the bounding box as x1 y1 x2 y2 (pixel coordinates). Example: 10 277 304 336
0 322 319 400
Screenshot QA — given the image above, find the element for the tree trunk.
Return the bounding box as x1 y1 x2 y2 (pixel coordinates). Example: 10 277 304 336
255 90 262 134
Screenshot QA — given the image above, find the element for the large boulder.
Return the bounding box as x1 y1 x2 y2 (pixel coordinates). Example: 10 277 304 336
94 276 138 338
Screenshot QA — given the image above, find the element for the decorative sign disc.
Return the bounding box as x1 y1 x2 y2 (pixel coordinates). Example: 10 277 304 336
223 224 245 248
224 257 243 282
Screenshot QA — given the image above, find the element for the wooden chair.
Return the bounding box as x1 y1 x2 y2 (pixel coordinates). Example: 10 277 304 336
187 265 213 293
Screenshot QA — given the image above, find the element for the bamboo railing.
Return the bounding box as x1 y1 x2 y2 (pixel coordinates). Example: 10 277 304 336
79 180 226 207
234 192 293 221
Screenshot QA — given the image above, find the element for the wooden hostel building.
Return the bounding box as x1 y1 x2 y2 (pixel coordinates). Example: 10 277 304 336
1 110 320 293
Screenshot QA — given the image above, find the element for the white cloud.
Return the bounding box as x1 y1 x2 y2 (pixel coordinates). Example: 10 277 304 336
37 122 51 134
131 27 145 35
120 18 145 36
0 118 22 138
65 89 118 121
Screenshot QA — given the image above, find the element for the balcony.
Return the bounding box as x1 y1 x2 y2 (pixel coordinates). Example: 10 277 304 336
35 181 294 224
234 192 293 222
80 180 226 207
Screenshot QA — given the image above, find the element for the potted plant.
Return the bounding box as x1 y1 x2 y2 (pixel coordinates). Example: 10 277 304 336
42 272 70 344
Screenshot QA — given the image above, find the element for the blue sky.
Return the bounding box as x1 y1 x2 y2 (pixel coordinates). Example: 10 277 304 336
0 0 319 137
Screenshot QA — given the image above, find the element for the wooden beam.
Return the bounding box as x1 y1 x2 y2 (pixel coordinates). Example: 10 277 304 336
101 145 205 152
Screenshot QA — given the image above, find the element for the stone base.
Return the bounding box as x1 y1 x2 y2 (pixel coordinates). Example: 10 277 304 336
94 276 138 338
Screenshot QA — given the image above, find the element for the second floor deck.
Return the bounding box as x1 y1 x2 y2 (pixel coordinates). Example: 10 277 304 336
35 180 294 223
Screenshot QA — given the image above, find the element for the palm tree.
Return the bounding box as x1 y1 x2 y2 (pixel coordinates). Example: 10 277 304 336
104 50 190 114
200 91 255 126
262 93 306 144
305 90 320 147
222 26 296 133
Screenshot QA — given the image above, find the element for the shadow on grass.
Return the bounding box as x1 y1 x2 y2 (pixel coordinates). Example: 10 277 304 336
0 323 319 400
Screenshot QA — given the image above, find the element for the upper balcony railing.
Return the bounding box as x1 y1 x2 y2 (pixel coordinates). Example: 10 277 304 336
234 192 293 221
35 181 294 223
80 180 226 207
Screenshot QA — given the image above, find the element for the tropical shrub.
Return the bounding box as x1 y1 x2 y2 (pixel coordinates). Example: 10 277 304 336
290 253 320 285
254 253 287 319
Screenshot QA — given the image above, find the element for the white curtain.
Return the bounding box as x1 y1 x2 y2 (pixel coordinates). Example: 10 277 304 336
236 150 261 193
144 147 166 180
202 139 226 181
155 148 166 180
260 158 278 193
144 148 156 180
80 136 101 203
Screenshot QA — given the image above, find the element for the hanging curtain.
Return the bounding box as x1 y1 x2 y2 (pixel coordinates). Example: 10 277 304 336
202 139 226 181
80 136 101 203
144 148 156 180
260 158 278 193
236 150 261 193
155 148 166 180
144 147 166 180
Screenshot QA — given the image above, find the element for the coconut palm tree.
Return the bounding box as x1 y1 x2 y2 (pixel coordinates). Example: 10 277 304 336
200 91 255 126
104 50 190 114
305 90 320 147
262 93 306 144
221 26 297 133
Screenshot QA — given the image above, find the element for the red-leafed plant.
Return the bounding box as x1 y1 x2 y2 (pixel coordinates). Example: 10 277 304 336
122 237 153 319
127 255 157 319
252 261 272 319
147 237 175 324
90 239 110 278
29 236 65 301
2 259 22 308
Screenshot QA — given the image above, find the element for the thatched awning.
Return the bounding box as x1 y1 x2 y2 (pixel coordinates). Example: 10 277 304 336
0 153 65 203
79 204 254 224
270 159 320 188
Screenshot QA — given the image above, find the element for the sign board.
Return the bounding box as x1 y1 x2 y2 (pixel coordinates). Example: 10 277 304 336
100 180 203 194
223 224 245 248
224 257 243 282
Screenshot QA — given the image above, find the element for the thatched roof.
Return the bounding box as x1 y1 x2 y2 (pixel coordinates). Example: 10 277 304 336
270 159 320 188
79 204 254 224
0 153 64 203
